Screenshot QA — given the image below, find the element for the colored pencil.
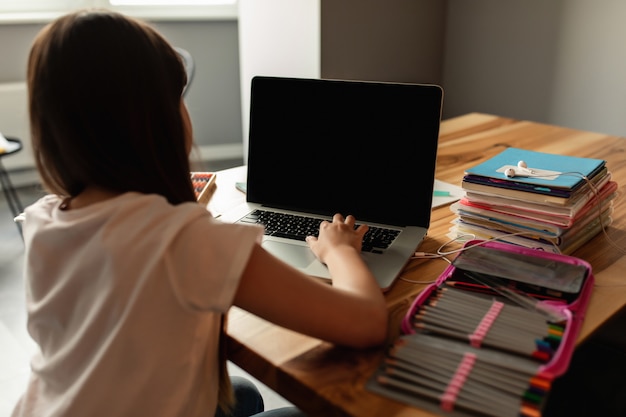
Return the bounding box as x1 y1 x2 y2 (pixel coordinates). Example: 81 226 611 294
379 334 547 417
371 274 574 416
413 287 563 360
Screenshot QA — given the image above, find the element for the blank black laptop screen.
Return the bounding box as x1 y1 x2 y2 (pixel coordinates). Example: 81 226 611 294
246 76 443 227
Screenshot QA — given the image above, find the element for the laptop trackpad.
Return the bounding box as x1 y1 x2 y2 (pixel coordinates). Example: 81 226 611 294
263 240 317 269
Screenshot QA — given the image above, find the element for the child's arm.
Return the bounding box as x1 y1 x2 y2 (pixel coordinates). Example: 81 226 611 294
233 214 388 349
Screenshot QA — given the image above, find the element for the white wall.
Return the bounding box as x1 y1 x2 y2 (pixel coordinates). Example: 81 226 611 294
320 0 445 85
443 0 626 137
2 1 626 184
548 1 626 136
152 20 243 162
0 19 243 178
238 0 320 163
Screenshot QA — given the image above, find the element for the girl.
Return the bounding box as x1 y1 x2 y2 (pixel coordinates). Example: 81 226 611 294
13 9 387 417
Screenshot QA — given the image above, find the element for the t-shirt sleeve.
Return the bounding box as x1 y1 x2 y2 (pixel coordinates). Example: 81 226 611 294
166 215 264 313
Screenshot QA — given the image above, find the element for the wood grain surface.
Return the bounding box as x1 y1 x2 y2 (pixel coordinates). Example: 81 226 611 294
212 113 626 417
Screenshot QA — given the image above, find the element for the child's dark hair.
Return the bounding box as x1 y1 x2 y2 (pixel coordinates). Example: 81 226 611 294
27 9 196 205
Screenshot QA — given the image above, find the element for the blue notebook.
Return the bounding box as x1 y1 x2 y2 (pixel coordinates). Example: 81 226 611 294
464 148 606 192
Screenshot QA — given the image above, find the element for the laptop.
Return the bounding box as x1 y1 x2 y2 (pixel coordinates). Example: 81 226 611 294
221 76 443 291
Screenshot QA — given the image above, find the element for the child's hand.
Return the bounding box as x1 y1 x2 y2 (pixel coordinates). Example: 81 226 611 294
306 213 369 264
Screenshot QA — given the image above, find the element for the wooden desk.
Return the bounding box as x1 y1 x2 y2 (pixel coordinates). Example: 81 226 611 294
210 113 626 417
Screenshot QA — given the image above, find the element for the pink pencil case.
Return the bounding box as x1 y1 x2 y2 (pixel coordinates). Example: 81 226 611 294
368 240 594 416
401 239 594 380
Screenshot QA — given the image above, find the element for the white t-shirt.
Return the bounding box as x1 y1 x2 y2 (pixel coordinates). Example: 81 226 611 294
12 192 263 417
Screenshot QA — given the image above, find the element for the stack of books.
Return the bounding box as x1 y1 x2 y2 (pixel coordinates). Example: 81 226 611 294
449 148 618 254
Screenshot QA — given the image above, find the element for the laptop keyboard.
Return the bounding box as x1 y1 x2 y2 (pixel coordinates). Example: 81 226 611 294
239 209 400 254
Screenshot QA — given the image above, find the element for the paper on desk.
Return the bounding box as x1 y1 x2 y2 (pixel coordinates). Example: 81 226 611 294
432 179 463 208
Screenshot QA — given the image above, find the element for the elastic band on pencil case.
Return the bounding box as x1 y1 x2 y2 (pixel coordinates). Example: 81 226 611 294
468 299 504 348
439 352 476 412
